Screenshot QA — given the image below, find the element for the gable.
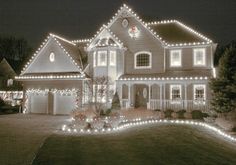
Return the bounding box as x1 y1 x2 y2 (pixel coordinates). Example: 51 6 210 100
22 37 81 75
0 58 16 77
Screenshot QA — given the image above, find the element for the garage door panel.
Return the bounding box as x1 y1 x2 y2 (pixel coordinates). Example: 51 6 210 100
55 95 76 115
30 95 48 114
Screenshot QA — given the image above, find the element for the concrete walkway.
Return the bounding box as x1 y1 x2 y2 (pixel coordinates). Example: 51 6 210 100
0 114 70 165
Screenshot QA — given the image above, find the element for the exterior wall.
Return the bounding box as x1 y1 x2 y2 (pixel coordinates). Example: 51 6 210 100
110 17 165 75
24 38 79 74
165 45 213 71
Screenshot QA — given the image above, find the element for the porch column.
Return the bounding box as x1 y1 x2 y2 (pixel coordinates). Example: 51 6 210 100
163 84 166 110
184 84 188 110
148 84 151 109
128 83 131 108
160 84 162 110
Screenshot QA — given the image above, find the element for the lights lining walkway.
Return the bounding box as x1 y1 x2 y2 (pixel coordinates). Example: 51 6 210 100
61 119 236 142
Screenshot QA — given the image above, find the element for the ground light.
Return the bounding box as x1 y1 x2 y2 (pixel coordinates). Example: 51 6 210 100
61 119 236 143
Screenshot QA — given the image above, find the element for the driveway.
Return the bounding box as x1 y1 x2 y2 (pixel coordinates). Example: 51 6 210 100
0 114 70 165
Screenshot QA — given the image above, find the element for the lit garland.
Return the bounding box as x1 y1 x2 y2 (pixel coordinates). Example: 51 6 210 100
23 88 79 113
61 119 236 142
15 74 85 80
118 76 208 81
71 39 91 44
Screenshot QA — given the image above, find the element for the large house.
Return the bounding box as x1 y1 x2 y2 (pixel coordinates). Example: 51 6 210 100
16 4 217 115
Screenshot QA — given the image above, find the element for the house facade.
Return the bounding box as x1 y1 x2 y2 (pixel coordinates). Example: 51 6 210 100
16 4 217 114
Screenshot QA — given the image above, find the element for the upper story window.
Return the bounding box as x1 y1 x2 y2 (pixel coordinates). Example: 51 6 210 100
194 48 206 66
170 50 182 67
109 51 116 66
170 85 182 100
97 51 107 66
134 51 152 69
49 52 55 62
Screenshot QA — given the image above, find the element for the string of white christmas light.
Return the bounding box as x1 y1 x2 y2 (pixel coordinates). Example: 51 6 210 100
118 76 208 81
61 119 236 142
15 74 85 80
72 39 92 43
19 33 85 76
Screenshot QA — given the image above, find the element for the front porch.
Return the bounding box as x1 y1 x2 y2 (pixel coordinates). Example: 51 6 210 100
118 79 211 112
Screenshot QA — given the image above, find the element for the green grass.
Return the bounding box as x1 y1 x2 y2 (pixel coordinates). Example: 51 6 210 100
33 124 236 165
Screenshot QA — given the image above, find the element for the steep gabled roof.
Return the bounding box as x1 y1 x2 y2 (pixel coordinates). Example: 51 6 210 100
87 4 214 48
20 33 85 76
147 20 212 46
0 58 16 77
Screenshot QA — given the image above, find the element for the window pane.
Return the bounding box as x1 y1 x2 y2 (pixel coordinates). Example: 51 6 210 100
110 51 116 66
194 49 205 66
136 54 150 67
171 85 181 100
97 51 107 66
170 50 181 67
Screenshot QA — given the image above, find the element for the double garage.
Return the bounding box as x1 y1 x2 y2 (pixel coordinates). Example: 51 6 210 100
22 80 83 115
28 92 77 115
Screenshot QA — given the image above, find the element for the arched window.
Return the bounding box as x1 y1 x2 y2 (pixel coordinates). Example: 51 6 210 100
134 51 152 69
49 52 55 62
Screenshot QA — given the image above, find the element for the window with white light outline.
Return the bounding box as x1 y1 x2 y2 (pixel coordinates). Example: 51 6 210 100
97 51 107 66
193 84 206 103
170 50 182 67
49 52 55 62
134 51 152 69
193 48 206 66
109 51 116 66
170 85 182 100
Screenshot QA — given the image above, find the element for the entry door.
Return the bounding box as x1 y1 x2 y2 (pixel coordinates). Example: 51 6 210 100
135 85 149 108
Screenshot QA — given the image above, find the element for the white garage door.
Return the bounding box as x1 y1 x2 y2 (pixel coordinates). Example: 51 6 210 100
30 94 48 114
54 94 76 115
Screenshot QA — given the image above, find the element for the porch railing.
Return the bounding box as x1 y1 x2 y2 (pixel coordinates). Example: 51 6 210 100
121 99 211 112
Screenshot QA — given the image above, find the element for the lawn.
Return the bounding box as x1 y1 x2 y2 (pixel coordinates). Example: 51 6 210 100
33 124 236 165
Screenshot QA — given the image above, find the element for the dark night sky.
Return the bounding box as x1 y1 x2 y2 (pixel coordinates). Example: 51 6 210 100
0 0 236 47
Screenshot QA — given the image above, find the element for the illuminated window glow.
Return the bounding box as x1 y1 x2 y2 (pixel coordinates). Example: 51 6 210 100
194 48 206 66
135 51 152 69
170 50 182 67
170 85 182 100
110 51 116 66
97 51 107 66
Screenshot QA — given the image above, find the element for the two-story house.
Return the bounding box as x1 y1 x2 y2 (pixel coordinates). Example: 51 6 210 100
16 4 217 114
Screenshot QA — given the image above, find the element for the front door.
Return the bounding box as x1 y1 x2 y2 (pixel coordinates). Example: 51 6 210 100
135 84 149 108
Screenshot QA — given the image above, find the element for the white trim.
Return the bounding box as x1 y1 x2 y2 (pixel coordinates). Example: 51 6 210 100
134 51 152 69
170 50 182 67
193 48 206 66
93 51 96 67
97 50 107 66
109 50 116 66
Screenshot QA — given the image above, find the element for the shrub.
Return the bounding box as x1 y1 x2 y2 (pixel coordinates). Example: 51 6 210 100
191 110 209 120
111 92 121 110
0 98 5 107
184 112 192 119
177 110 186 119
164 109 173 118
232 127 236 132
171 112 178 119
154 109 161 112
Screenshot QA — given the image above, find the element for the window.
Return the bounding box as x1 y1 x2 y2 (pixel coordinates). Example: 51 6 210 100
135 51 152 69
93 51 96 67
7 79 13 86
194 85 206 101
194 48 206 66
110 51 116 66
170 50 181 67
49 52 55 62
97 51 107 66
170 85 182 100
